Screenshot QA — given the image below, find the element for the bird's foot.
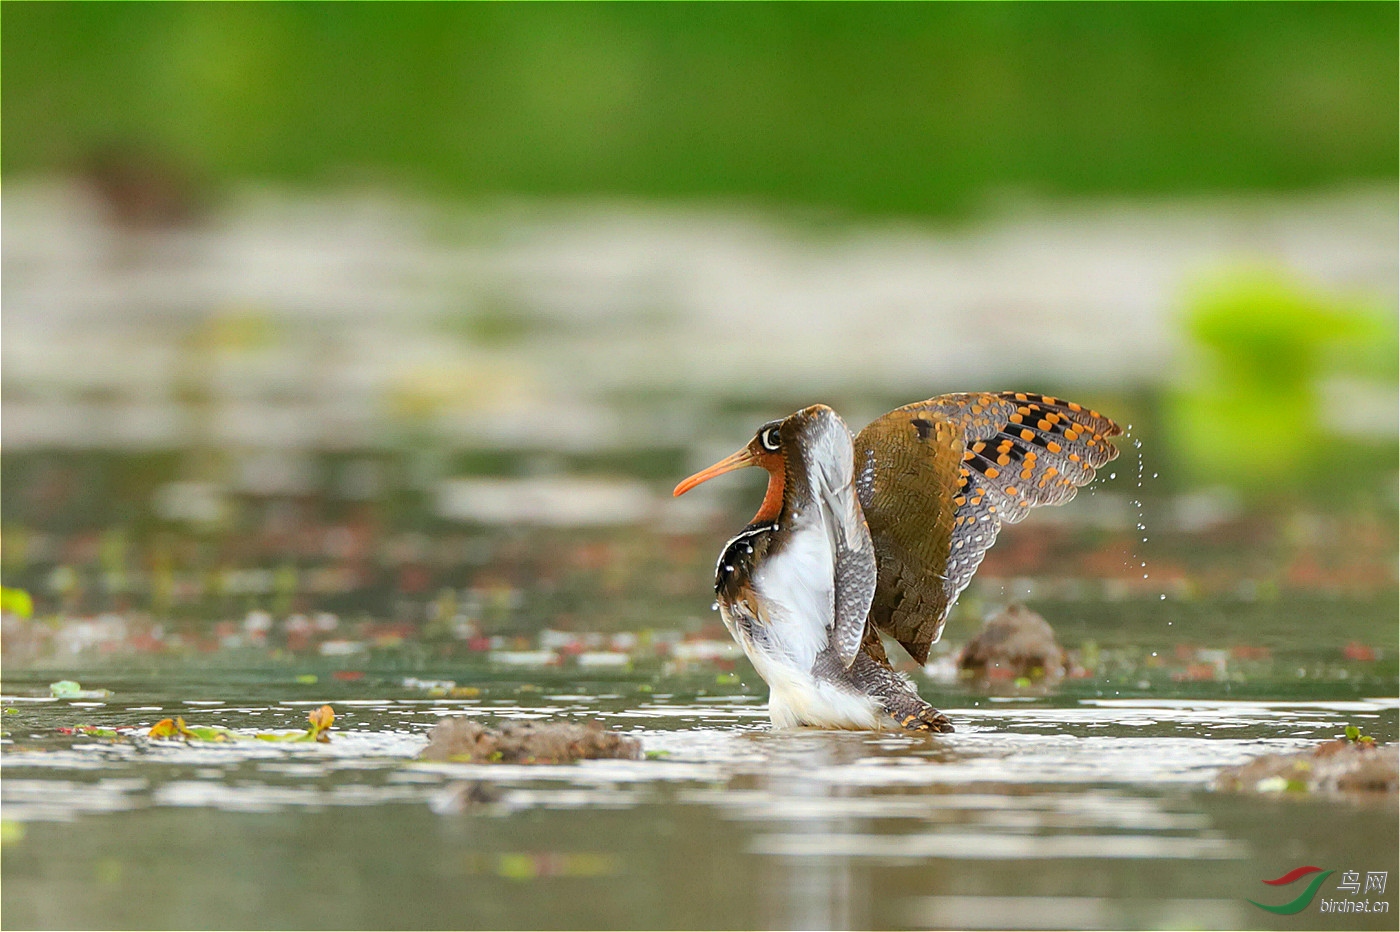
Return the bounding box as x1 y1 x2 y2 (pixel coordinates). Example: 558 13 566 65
895 704 955 734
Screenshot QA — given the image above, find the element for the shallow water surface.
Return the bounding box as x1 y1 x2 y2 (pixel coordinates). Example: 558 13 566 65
2 671 1396 930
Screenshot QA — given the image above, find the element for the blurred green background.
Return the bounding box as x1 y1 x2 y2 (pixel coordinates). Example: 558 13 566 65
1 2 1396 658
6 3 1396 212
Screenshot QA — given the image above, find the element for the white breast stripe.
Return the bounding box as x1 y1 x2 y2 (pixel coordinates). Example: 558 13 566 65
751 520 833 673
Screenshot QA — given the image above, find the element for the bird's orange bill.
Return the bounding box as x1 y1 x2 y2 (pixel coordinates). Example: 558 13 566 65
673 447 758 497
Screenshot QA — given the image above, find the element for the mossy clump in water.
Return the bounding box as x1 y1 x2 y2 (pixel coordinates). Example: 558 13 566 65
419 718 641 764
957 604 1065 684
1214 737 1398 797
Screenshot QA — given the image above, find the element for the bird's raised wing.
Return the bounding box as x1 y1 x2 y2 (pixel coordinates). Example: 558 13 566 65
794 405 877 670
853 392 1121 663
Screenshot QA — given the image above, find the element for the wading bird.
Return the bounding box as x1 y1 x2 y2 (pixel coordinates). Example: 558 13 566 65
674 393 1121 733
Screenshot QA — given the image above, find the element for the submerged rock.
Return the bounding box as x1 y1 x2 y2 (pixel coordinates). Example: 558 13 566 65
1214 739 1398 797
419 718 642 764
956 604 1066 683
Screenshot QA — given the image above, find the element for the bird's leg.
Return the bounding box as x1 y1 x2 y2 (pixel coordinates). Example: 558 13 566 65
847 651 955 734
881 691 955 734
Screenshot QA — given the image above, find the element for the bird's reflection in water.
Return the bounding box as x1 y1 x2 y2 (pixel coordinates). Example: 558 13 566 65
727 729 970 929
738 725 969 765
750 732 875 930
760 739 853 930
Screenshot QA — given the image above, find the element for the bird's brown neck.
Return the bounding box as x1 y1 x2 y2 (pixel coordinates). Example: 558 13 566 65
753 467 785 525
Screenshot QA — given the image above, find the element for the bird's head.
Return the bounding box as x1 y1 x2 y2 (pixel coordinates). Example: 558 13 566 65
673 406 841 525
673 417 787 523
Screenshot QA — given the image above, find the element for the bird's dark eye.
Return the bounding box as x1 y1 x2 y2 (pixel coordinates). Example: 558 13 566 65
760 426 781 451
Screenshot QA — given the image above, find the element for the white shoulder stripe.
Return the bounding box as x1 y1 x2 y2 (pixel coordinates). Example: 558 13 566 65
714 524 777 577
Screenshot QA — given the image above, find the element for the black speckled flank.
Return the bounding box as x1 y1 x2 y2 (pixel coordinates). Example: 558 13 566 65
713 523 776 600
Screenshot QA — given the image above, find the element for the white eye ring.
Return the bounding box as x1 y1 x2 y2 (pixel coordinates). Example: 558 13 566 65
760 427 781 451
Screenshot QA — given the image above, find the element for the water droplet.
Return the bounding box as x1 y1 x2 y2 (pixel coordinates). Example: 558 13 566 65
1109 472 1116 480
710 602 719 612
1152 472 1158 478
1133 438 1142 449
1160 594 1166 600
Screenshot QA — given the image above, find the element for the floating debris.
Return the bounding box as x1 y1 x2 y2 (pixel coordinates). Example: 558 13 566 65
49 681 113 700
404 677 456 692
57 706 337 745
55 725 120 738
1214 734 1398 798
419 719 641 764
0 587 34 618
576 652 631 669
957 604 1066 684
318 640 366 657
147 717 232 742
1342 641 1378 662
402 677 481 698
490 650 559 667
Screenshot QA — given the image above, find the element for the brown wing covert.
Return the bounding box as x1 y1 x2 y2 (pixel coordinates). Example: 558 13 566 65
853 409 963 664
855 392 1121 663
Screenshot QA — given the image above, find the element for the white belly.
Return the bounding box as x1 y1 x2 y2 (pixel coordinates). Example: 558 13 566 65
720 600 884 730
752 648 884 730
749 520 835 672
